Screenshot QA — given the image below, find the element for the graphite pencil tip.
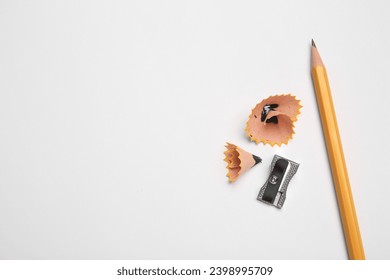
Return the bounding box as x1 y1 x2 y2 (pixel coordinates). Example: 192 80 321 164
311 39 316 48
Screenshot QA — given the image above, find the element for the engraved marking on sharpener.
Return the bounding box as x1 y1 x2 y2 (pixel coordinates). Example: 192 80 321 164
257 155 299 209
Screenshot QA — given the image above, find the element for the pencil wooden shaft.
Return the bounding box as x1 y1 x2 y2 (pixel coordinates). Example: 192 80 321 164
311 49 365 260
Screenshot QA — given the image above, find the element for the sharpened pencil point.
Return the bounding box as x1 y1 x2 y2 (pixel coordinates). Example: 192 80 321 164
311 39 316 48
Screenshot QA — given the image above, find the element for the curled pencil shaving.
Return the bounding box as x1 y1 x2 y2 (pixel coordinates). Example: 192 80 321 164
245 94 302 146
224 143 262 182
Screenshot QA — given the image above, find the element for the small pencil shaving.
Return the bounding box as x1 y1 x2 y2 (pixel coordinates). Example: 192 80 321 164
224 143 262 182
245 94 302 146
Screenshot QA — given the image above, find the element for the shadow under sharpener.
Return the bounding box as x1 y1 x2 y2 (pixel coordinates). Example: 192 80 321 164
257 155 299 209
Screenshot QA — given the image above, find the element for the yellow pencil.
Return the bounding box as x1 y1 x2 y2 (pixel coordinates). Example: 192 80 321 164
311 40 365 260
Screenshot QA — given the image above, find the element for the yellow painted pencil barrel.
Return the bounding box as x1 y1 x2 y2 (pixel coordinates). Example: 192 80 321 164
311 42 365 260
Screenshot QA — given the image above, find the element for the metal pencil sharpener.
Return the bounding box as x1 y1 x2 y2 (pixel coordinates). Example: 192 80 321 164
257 155 299 209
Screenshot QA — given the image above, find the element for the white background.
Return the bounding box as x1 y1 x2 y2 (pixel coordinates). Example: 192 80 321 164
1 0 389 259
